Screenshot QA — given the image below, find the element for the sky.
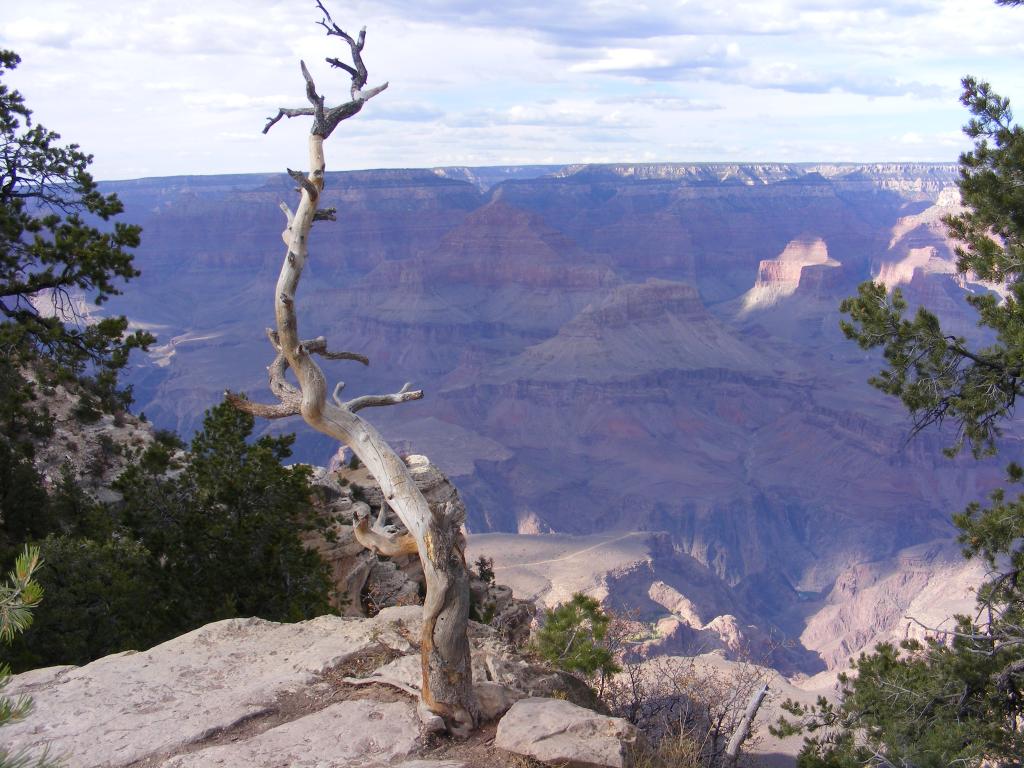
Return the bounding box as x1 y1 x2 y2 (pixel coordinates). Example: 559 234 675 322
3 0 1024 180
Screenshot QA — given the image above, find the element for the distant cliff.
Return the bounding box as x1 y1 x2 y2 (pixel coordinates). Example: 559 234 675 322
99 162 1005 657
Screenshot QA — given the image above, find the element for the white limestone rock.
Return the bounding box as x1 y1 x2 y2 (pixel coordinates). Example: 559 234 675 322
496 697 640 768
2 614 385 767
162 700 421 768
473 681 524 722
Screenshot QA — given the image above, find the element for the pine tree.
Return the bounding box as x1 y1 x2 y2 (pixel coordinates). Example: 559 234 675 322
112 402 332 633
839 74 1023 459
0 546 59 768
533 593 620 681
0 49 152 562
799 3 1024 763
10 401 332 670
0 50 152 399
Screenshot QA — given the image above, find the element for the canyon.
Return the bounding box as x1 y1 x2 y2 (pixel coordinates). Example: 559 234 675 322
98 162 1016 676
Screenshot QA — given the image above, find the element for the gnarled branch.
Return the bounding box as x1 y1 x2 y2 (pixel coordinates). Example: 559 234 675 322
234 7 475 736
346 382 423 412
353 505 419 557
305 336 369 364
315 1 368 93
263 17 388 139
224 392 299 420
288 167 319 201
263 106 315 134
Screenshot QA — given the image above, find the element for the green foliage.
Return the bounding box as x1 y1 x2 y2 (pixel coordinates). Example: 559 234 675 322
7 536 159 670
114 401 332 629
0 47 150 574
468 557 497 623
774 638 1022 767
827 6 1024 762
0 50 153 405
0 441 52 560
840 71 1024 459
533 592 621 681
0 547 43 643
0 546 60 768
9 401 332 671
474 555 495 585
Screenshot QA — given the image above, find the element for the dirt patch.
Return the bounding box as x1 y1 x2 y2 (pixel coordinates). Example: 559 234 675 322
325 641 406 679
415 722 547 768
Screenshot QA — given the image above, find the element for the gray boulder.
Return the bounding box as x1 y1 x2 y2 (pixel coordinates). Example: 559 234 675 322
496 697 640 768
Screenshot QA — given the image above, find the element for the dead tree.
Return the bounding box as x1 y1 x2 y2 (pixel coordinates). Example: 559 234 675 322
226 1 476 736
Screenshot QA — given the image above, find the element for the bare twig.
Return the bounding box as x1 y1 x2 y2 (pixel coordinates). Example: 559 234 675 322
346 382 423 412
263 106 315 134
304 336 369 364
288 167 319 201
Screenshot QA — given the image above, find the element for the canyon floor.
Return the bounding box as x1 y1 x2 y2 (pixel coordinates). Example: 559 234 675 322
467 530 985 682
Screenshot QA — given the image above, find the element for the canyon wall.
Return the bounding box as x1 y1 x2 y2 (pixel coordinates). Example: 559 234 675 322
100 163 1014 671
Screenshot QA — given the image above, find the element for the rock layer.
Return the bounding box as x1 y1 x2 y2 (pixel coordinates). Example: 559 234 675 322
97 163 1008 678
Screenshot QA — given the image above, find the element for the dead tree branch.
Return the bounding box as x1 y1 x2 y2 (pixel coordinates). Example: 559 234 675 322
233 5 475 737
346 382 424 412
263 5 387 138
223 393 299 420
353 502 419 557
725 682 769 764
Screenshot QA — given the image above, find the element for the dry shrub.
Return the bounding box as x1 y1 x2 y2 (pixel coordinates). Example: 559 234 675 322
604 655 770 768
629 734 703 768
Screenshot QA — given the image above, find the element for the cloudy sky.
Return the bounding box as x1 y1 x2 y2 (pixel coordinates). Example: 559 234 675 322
3 0 1023 180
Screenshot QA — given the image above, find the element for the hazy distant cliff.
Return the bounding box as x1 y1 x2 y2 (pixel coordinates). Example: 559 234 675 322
101 162 1008 661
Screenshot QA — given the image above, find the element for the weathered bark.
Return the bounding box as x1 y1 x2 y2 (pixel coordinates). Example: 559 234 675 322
725 681 769 764
227 4 476 736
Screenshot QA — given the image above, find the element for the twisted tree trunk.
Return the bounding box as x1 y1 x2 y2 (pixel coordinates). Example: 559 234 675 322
227 2 476 736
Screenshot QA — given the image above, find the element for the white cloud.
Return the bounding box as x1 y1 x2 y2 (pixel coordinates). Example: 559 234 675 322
182 92 294 111
0 0 1021 176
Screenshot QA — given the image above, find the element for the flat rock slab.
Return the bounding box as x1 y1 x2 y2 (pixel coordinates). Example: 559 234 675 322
4 614 392 767
496 697 639 768
163 700 420 768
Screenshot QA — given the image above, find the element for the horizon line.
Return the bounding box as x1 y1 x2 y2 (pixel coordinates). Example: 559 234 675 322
96 159 963 185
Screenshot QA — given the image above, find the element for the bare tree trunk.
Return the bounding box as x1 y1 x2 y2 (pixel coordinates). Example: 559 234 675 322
227 2 476 736
725 682 769 765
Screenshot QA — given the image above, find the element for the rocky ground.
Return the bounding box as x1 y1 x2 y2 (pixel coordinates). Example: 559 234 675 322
4 607 637 768
4 604 821 768
25 373 158 503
